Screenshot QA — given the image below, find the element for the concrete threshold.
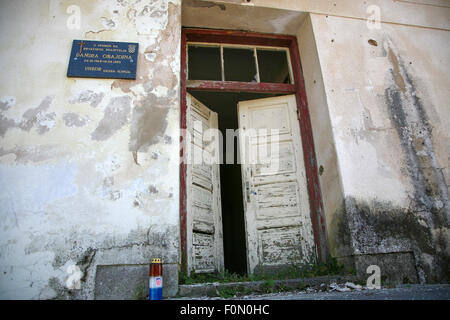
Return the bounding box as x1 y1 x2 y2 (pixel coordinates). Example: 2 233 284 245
177 274 361 298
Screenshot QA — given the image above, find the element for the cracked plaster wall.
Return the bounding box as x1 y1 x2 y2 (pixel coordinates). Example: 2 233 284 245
0 0 181 299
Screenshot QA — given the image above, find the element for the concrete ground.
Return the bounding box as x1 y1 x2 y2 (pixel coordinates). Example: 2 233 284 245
238 284 450 300
173 284 450 300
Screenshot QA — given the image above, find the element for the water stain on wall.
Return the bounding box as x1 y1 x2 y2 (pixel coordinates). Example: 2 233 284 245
342 40 450 283
129 93 170 152
184 0 227 11
91 96 131 141
328 40 449 284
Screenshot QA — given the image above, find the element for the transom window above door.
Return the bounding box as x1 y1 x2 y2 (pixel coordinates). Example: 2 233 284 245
187 43 293 84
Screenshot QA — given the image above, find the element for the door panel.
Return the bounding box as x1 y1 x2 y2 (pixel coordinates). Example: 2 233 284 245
238 95 316 274
186 93 224 274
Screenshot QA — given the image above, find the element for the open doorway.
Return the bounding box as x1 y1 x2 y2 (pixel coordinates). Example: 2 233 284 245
188 91 280 275
180 29 327 278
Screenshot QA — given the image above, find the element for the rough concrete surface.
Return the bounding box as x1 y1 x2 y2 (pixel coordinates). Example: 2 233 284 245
244 284 450 300
174 284 450 301
177 275 360 298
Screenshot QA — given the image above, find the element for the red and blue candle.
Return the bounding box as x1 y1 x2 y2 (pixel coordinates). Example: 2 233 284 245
149 258 163 300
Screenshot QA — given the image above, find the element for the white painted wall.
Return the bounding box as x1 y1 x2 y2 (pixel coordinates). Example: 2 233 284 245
297 15 346 258
309 12 449 209
0 0 181 299
303 9 449 281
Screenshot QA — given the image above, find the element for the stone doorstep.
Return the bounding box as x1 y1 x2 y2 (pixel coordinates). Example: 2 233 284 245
177 275 361 298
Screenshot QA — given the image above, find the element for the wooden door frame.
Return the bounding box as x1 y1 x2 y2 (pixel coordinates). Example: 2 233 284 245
180 28 327 273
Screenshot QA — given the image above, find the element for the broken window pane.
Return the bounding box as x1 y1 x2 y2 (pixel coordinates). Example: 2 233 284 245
223 47 257 82
188 45 222 81
257 49 291 84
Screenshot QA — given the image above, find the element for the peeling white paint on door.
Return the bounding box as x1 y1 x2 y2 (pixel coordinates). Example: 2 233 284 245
238 95 316 274
186 93 224 274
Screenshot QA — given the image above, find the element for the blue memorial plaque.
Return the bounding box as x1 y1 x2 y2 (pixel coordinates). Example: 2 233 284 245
67 40 138 79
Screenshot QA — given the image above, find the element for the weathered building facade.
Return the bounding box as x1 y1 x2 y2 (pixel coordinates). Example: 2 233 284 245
0 0 448 299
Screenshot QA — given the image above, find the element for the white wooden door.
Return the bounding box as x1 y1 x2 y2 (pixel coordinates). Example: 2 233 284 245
186 93 224 274
238 95 316 274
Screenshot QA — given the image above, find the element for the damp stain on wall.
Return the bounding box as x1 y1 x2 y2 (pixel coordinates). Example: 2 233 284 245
91 96 132 141
129 93 171 152
341 40 450 283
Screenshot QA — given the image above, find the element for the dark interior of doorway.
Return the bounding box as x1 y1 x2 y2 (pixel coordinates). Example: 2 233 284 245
188 90 280 275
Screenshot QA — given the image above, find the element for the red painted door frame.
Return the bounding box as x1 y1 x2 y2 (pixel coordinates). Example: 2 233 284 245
180 28 328 273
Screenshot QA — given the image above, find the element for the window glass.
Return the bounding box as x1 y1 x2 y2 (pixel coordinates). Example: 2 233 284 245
257 49 291 84
188 45 222 81
223 48 257 82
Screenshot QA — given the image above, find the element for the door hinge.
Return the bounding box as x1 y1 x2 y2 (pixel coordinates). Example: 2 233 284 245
297 108 301 121
246 181 251 202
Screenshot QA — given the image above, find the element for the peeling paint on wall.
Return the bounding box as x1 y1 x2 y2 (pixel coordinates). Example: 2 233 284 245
0 96 56 137
0 96 16 111
21 96 56 134
91 96 131 141
0 145 67 164
135 0 169 35
0 0 181 299
69 90 104 108
63 113 89 128
129 94 170 152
